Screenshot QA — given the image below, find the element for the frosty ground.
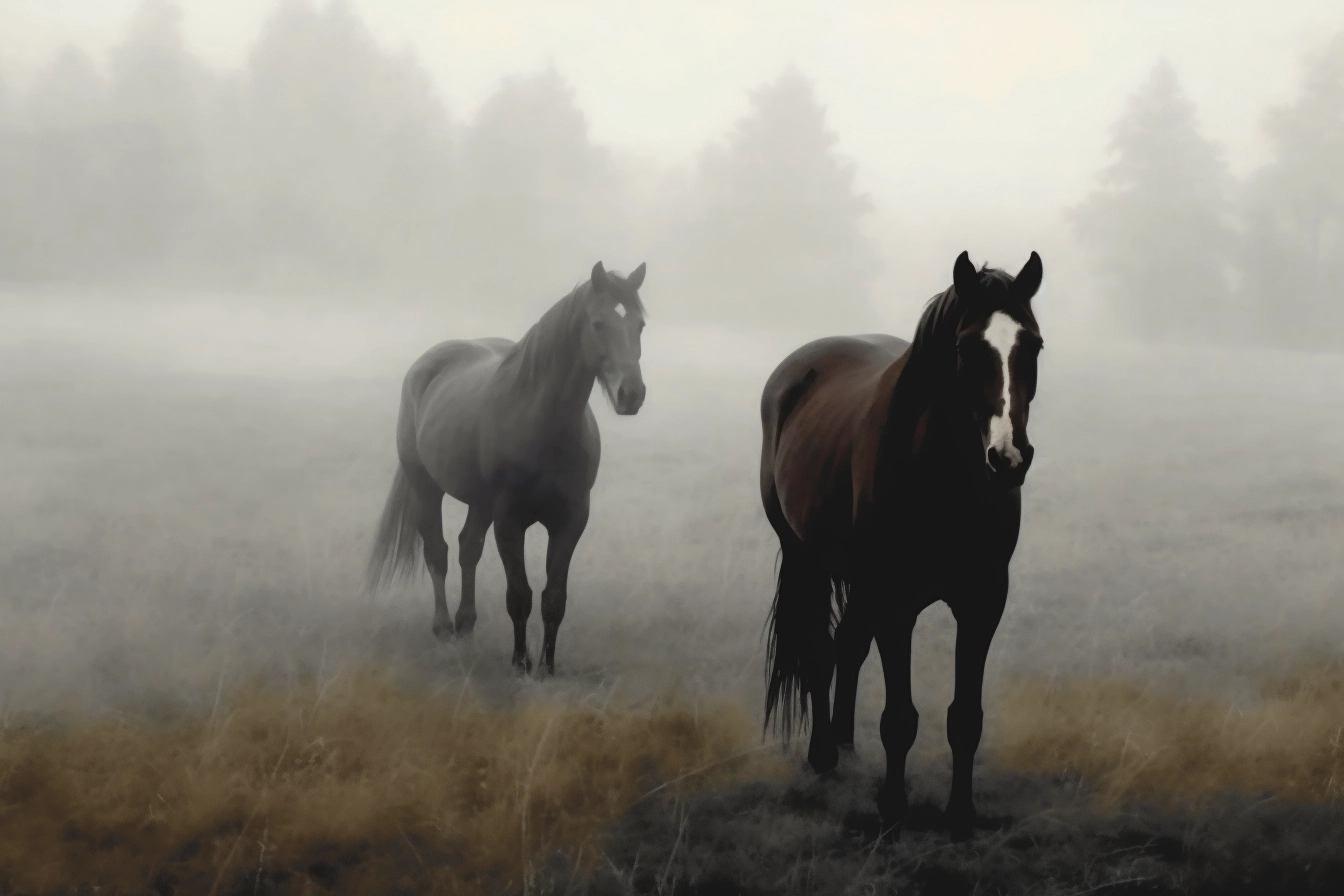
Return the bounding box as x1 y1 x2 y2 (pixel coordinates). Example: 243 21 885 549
1 294 1341 894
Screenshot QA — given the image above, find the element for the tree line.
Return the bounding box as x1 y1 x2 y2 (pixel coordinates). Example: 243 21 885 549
0 0 1340 350
1071 43 1344 351
0 0 876 334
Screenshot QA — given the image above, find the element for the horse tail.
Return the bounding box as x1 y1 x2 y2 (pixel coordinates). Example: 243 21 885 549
763 545 837 744
365 464 422 594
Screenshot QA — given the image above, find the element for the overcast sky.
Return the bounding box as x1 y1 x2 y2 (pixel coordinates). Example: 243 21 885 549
2 0 1340 216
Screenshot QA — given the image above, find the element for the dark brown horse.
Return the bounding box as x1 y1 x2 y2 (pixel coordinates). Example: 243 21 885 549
760 250 1044 840
366 261 648 674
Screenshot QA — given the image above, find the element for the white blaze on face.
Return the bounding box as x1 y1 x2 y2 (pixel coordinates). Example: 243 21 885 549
982 311 1024 466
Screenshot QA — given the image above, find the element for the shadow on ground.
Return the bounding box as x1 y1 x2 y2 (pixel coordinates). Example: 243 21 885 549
568 759 1344 896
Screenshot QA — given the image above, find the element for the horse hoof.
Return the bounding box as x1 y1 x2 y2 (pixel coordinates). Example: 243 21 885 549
876 788 908 836
808 741 839 775
946 808 976 843
432 618 454 640
453 615 476 637
513 654 533 675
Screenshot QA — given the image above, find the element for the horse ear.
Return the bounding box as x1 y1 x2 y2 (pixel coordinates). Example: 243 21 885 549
952 251 978 299
626 262 646 291
591 261 610 292
1013 251 1043 301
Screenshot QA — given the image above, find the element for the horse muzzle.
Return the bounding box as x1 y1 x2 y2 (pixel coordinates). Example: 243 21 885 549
986 442 1034 488
613 378 646 415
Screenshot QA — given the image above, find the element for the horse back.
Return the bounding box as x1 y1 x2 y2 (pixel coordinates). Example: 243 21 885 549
760 335 909 549
397 337 515 500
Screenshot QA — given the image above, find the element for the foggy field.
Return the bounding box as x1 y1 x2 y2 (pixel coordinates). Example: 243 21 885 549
2 297 1343 894
3 0 1342 889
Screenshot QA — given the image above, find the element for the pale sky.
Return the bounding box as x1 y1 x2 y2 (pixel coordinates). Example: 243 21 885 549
2 0 1340 217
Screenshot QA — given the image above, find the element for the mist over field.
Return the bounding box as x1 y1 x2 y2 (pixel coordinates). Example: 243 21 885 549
2 1 1343 894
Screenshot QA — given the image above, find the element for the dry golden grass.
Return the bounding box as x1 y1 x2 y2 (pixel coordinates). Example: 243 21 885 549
994 659 1344 807
0 667 785 896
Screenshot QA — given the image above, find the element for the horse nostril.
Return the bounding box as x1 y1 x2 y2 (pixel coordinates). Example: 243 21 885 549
618 381 645 409
986 446 1001 472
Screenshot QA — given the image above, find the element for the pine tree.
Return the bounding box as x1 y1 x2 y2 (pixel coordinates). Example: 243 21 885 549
668 67 878 333
0 71 12 276
453 66 625 310
4 46 113 279
242 0 455 290
21 46 105 132
101 0 214 273
1069 59 1236 343
1239 30 1344 349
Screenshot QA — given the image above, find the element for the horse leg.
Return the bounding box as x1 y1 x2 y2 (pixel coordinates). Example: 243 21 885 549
454 503 490 636
539 496 590 676
493 505 533 673
409 481 452 640
831 597 874 752
805 628 838 774
874 615 918 834
945 577 1008 842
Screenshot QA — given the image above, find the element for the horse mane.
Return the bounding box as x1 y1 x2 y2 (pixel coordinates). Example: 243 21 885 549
873 264 1019 501
500 281 591 389
499 272 646 391
906 263 1015 366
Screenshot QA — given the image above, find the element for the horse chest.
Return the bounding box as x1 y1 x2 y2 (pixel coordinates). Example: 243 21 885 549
489 430 596 501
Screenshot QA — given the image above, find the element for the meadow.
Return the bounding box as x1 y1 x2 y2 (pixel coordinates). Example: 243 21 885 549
1 292 1342 894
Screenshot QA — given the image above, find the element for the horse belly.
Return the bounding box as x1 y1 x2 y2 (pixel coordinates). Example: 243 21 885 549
413 365 497 503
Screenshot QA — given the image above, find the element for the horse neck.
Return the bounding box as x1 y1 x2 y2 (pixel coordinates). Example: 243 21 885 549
499 293 596 428
879 301 980 488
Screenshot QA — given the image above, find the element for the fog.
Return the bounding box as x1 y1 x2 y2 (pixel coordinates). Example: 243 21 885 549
1 0 1342 762
1 3 1343 893
2 0 1342 345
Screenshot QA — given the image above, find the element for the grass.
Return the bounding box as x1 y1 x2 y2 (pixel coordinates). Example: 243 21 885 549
1 663 1341 895
995 659 1344 807
0 667 781 896
2 297 1343 893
